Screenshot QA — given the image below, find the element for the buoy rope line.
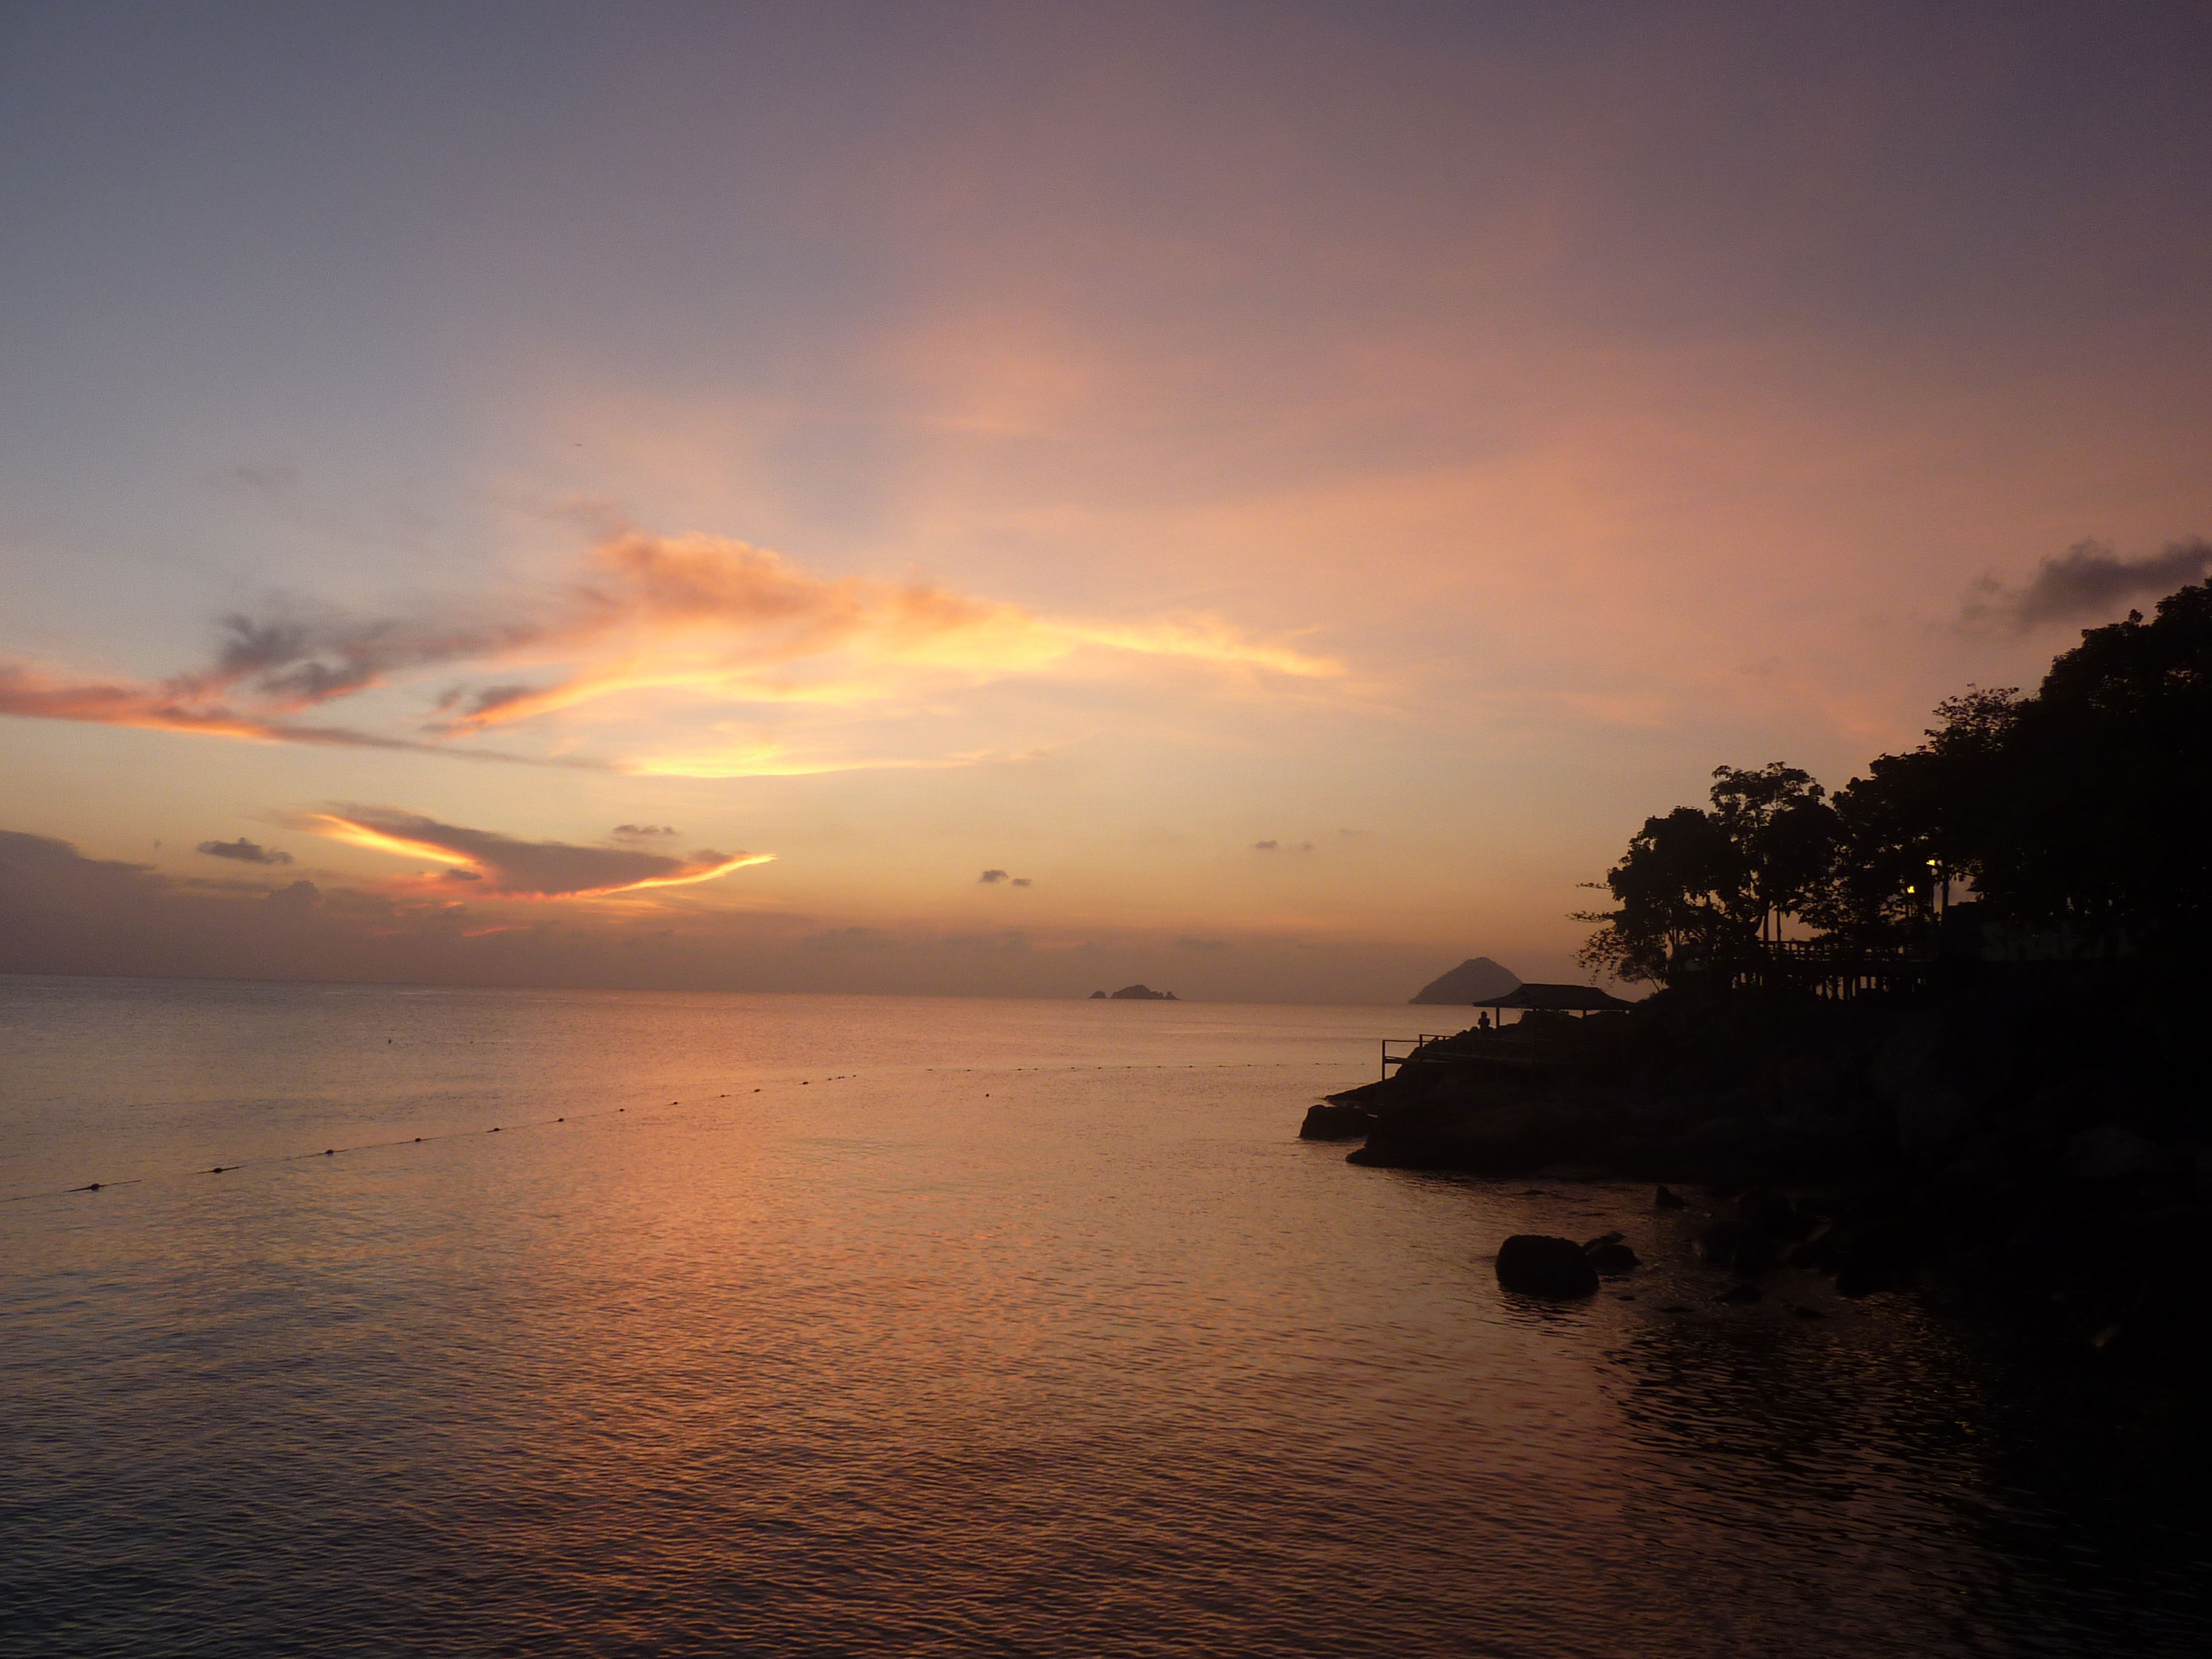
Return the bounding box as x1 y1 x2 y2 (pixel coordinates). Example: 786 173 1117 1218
2 1058 1369 1205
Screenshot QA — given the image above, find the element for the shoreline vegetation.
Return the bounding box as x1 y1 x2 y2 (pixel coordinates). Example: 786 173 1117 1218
1305 581 2211 1382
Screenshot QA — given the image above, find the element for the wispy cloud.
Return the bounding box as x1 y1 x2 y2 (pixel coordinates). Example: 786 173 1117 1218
0 520 1342 777
0 665 595 766
1963 539 2212 634
197 836 292 866
300 806 773 898
0 663 403 747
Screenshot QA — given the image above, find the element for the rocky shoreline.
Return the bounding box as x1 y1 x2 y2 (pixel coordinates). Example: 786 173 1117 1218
1305 962 2211 1371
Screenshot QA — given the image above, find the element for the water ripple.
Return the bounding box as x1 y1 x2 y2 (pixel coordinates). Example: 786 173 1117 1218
2 977 2206 1657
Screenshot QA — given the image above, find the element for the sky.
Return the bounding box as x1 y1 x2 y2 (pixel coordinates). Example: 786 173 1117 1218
4 0 2210 1001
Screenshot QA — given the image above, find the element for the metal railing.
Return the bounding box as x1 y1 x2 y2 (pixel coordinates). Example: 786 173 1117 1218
1697 940 1933 1000
1378 1034 1456 1079
1379 1028 1582 1078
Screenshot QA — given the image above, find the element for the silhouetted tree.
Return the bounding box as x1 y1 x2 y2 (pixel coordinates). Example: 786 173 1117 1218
1576 578 2212 977
1809 695 2014 943
1574 805 1746 983
1577 766 1843 982
1708 763 1840 945
1970 584 2212 950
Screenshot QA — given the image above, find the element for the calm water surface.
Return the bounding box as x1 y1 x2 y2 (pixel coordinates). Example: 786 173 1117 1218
4 976 2206 1657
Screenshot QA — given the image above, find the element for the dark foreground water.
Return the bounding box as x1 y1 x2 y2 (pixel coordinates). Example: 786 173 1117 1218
3 976 2206 1657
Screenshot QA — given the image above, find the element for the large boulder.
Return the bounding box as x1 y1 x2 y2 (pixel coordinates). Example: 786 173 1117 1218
1897 1079 1977 1161
2065 1123 2160 1183
1827 1215 1919 1298
2131 1203 2212 1272
1495 1234 1600 1298
1872 1019 1942 1102
1322 1078 1399 1110
1697 1187 1798 1274
1352 1099 1599 1173
1299 1102 1377 1141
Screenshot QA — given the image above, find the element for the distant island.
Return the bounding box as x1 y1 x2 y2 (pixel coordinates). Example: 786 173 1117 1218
1090 984 1178 1000
1408 957 1520 1005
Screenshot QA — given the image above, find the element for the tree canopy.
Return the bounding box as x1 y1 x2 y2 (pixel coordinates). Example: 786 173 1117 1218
1577 579 2212 982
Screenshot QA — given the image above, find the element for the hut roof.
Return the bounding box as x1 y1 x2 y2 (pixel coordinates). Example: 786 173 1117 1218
1470 982 1637 1011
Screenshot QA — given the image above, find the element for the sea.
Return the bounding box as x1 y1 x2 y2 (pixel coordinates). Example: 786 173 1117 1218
3 974 2206 1658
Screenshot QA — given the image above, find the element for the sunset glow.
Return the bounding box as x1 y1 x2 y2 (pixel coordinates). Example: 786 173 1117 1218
298 809 775 900
304 814 481 869
609 853 780 893
2 4 2208 998
6 15 2208 1657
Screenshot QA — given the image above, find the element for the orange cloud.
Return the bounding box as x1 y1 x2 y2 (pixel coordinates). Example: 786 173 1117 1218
0 664 393 746
0 665 592 765
432 526 1339 734
0 521 1341 774
302 808 773 898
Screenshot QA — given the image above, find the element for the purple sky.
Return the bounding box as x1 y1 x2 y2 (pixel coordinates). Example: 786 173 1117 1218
4 2 2209 999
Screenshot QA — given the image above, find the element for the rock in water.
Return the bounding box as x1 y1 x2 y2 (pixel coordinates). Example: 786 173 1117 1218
1584 1239 1640 1276
1409 957 1521 1005
1299 1103 1377 1141
1495 1234 1600 1298
1829 1216 1918 1298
